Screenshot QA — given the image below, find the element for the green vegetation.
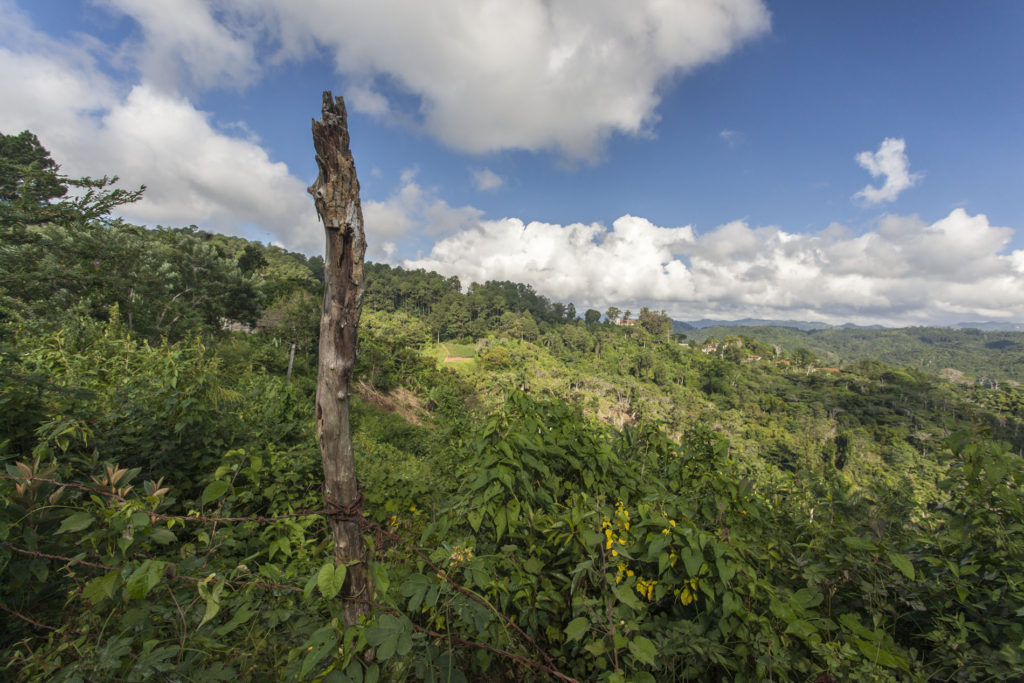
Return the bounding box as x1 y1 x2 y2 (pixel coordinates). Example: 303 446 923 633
694 324 1024 384
3 132 1024 680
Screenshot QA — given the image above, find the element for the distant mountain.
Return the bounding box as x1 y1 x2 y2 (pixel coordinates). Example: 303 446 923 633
838 322 887 330
675 318 874 331
954 321 1024 332
674 323 1024 383
673 318 1024 333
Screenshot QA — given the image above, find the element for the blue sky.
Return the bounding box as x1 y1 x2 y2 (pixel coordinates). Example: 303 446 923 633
3 0 1024 325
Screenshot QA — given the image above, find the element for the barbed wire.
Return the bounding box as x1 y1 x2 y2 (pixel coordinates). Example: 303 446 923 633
1 473 576 681
1 539 576 681
0 474 329 524
0 601 58 631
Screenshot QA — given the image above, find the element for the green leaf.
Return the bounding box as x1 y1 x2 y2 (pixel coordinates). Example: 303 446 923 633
564 617 589 642
130 511 151 529
785 619 818 640
303 572 318 601
148 527 176 545
658 551 672 576
680 547 703 577
614 583 644 611
715 557 736 584
493 506 507 541
300 626 338 678
583 640 606 657
57 511 94 534
769 597 795 622
887 551 915 580
198 578 225 629
376 633 398 661
371 562 390 599
124 560 167 600
842 535 875 551
840 613 874 640
523 556 543 574
467 510 483 532
318 562 347 600
854 638 907 670
792 588 823 609
645 534 670 560
201 480 230 506
628 636 657 666
215 602 256 636
83 571 120 605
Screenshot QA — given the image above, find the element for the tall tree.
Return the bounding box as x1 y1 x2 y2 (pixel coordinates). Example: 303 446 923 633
0 130 66 205
308 92 372 627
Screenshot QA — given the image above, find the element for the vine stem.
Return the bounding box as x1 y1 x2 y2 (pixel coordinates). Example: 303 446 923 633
0 601 57 631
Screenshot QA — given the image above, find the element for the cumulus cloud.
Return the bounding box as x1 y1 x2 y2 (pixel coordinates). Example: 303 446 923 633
172 0 770 159
0 2 317 251
853 137 921 204
471 168 504 191
345 84 391 118
97 0 262 93
405 209 1024 326
362 170 484 262
0 0 772 256
81 0 772 158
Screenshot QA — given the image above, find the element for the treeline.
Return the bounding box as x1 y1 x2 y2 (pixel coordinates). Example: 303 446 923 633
695 323 1024 384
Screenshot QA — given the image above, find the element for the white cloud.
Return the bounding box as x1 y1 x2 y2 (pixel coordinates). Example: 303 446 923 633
0 0 772 257
180 0 771 159
345 84 391 118
472 168 504 191
405 209 1024 325
97 0 262 93
853 137 921 204
101 85 317 250
362 171 484 262
0 7 318 252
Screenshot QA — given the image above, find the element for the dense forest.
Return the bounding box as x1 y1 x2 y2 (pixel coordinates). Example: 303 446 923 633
2 132 1023 681
691 324 1024 385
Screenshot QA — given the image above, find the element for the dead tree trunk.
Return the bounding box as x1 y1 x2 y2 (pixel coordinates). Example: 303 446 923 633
308 91 372 627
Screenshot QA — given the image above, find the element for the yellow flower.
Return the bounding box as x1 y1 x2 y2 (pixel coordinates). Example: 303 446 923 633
611 549 619 557
680 588 694 606
669 519 676 528
626 569 634 577
636 578 658 601
661 528 671 535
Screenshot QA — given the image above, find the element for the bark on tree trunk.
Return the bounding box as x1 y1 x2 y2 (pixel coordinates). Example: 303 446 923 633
308 91 372 627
